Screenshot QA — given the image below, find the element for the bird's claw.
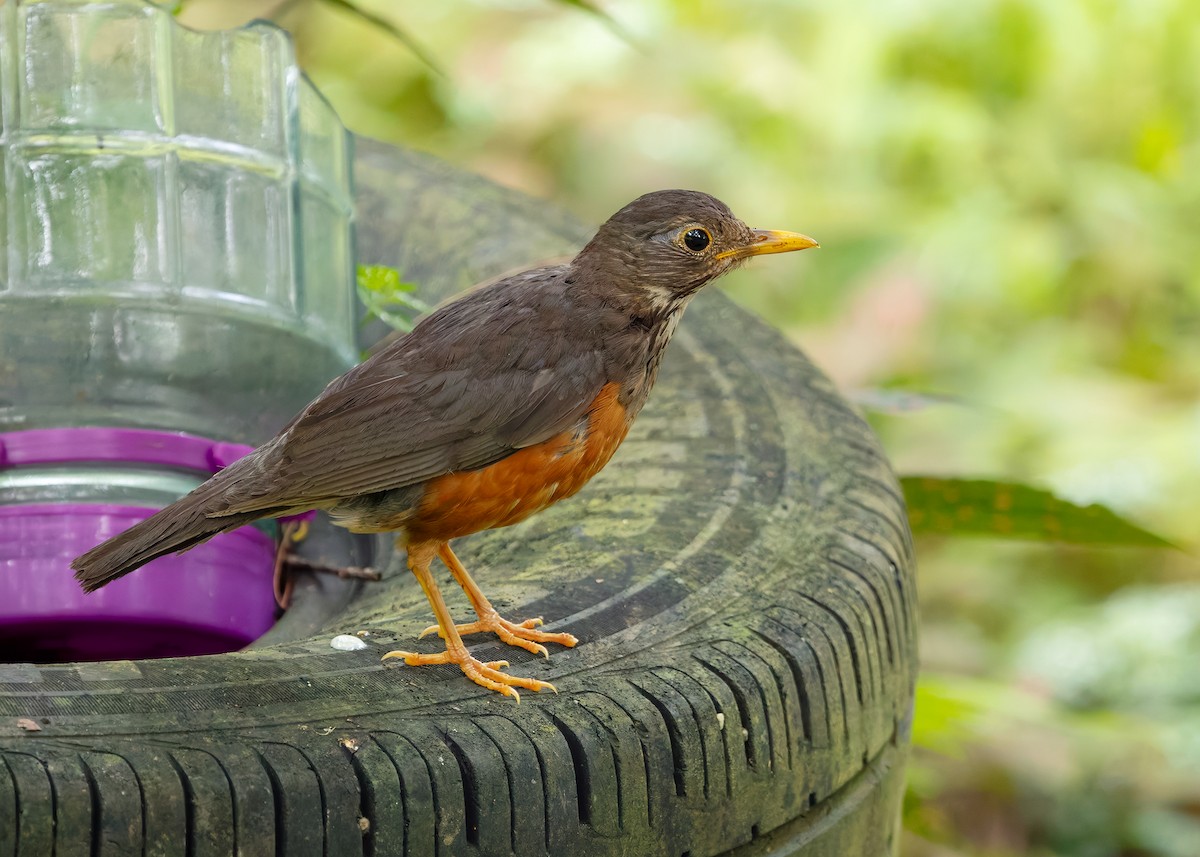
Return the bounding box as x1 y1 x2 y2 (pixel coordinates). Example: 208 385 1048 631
382 648 555 700
418 615 544 638
417 613 577 658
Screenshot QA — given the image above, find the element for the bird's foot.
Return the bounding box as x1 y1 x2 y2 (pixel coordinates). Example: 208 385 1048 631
418 612 578 658
381 648 555 701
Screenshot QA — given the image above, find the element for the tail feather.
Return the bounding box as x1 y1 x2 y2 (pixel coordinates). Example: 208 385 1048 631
71 451 291 592
71 495 269 592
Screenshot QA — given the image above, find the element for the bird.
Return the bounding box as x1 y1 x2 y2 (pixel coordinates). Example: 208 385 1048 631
72 189 818 699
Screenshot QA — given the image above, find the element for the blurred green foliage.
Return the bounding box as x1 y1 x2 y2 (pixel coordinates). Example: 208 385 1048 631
177 2 1200 854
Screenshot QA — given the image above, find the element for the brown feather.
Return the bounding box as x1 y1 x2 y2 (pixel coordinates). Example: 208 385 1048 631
73 189 790 591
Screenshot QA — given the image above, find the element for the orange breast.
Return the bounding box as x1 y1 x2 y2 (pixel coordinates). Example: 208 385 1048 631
405 382 630 543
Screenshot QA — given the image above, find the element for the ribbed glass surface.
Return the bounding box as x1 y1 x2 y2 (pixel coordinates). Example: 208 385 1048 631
0 0 357 443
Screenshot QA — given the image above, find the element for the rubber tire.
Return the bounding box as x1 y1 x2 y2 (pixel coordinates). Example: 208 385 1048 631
0 139 917 857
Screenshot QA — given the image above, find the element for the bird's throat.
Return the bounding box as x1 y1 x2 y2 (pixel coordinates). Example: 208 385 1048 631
625 288 691 334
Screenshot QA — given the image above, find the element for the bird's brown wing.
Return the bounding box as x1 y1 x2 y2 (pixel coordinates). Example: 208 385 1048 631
218 269 613 514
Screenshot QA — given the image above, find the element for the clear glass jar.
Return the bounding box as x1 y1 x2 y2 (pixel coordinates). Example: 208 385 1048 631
0 0 357 443
0 0 363 662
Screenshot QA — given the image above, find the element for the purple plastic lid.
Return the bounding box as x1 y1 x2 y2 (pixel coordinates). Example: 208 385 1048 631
0 427 254 472
0 427 315 525
0 504 277 660
0 428 284 662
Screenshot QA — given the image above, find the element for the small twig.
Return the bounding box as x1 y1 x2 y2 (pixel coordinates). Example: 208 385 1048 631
283 555 383 582
317 0 447 77
273 520 305 609
554 0 639 46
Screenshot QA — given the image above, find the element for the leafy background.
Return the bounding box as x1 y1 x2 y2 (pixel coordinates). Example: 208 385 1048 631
179 1 1200 854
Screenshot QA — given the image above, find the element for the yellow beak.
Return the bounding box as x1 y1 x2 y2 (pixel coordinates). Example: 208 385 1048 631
716 229 820 261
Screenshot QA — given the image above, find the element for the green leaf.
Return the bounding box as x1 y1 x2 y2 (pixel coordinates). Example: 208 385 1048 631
356 264 429 333
900 476 1176 548
357 263 405 296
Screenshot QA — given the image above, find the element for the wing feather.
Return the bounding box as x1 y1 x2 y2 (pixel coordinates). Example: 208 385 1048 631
220 266 616 514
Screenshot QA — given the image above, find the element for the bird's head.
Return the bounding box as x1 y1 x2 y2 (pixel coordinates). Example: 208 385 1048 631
573 189 818 311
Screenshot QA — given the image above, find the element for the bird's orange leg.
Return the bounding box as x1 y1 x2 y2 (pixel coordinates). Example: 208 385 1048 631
417 542 579 657
382 542 555 700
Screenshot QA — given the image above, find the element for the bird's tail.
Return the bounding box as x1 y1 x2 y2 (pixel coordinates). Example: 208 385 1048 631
71 461 281 593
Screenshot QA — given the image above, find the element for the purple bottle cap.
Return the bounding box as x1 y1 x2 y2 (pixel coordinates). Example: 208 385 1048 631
0 428 281 661
0 426 255 472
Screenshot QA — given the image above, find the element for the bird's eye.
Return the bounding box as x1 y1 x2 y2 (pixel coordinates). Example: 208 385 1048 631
682 228 711 253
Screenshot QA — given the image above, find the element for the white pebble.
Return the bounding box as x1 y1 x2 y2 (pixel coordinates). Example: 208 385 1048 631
330 634 368 651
